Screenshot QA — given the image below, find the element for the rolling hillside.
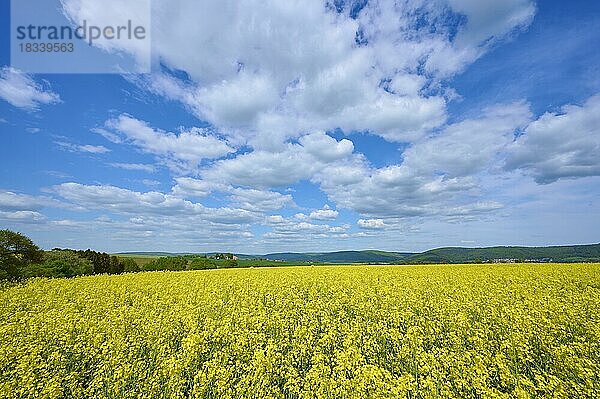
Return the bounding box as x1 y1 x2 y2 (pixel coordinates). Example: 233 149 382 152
402 243 600 264
262 250 414 263
117 244 600 264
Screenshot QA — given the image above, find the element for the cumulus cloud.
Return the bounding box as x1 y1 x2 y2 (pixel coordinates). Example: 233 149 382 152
0 190 62 225
171 177 221 198
51 182 258 224
313 103 532 220
42 0 551 250
0 190 58 212
0 210 46 223
0 67 61 110
229 187 294 212
104 115 235 172
263 214 350 241
506 94 600 184
203 131 356 187
61 0 535 144
358 218 387 230
402 102 532 177
59 0 151 69
309 205 339 221
171 177 293 212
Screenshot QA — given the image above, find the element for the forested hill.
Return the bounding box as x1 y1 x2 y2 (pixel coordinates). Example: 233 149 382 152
401 243 600 264
259 250 414 263
117 244 600 264
257 244 600 263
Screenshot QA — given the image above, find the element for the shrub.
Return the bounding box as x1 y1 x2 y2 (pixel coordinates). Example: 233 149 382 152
121 258 141 273
0 230 44 280
26 250 94 278
143 256 188 272
188 258 217 270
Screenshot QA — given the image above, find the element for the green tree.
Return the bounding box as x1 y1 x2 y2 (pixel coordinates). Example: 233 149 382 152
0 230 44 280
144 256 188 272
220 259 238 269
109 256 125 274
25 250 93 278
188 257 217 270
121 258 141 273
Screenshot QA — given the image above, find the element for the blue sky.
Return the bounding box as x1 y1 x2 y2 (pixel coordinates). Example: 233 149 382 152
0 0 599 253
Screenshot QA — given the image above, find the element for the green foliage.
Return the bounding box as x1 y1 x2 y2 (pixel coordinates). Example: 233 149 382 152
49 249 133 276
109 256 125 274
403 243 600 264
250 245 600 264
0 230 44 280
143 256 188 272
219 259 238 268
25 251 94 278
120 257 140 273
187 257 217 270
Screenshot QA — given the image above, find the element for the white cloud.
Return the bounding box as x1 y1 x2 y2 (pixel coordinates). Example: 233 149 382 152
198 72 280 127
314 103 531 220
110 163 156 172
203 131 357 187
171 177 220 198
33 0 553 251
0 190 58 212
506 94 600 184
92 127 122 144
0 67 61 110
357 219 387 230
142 179 161 187
299 133 355 162
171 177 293 212
192 102 525 222
229 187 294 212
56 141 111 154
266 215 286 224
263 214 350 241
59 0 151 70
0 210 46 223
402 102 532 177
61 0 534 145
448 0 536 47
309 205 339 221
52 183 259 225
104 115 235 172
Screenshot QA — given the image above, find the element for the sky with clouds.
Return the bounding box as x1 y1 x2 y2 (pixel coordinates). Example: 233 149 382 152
0 0 599 253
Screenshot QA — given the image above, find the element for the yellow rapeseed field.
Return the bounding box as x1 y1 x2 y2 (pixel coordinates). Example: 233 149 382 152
1 264 599 398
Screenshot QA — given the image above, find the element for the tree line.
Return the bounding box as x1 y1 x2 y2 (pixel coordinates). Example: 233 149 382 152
0 229 238 280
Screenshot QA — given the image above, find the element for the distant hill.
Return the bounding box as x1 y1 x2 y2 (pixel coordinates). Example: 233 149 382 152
262 250 414 263
402 243 600 264
117 244 600 264
116 252 193 257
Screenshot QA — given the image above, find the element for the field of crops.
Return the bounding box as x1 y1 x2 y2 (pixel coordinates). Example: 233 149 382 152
1 264 599 398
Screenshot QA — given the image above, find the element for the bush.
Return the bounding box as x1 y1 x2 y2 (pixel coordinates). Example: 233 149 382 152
143 256 188 272
219 259 239 269
121 258 141 273
188 258 217 270
0 230 44 280
26 250 94 278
